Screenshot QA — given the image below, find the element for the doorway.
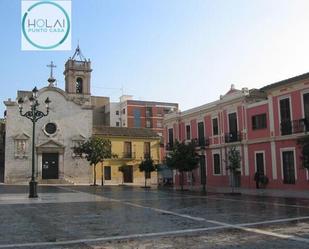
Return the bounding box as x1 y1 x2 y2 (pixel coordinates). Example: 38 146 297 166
123 165 133 183
282 151 295 184
42 153 59 179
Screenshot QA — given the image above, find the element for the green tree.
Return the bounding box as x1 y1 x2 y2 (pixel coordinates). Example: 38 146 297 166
139 157 156 188
165 140 199 191
118 164 127 185
298 135 309 170
227 146 241 193
73 137 113 186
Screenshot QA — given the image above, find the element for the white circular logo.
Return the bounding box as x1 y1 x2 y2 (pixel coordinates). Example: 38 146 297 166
22 1 71 50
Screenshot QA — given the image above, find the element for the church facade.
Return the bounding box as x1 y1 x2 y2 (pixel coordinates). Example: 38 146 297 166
4 49 98 184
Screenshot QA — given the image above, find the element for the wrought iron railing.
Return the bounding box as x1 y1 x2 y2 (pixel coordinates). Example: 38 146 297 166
192 137 210 147
224 132 242 143
122 152 135 159
281 119 308 135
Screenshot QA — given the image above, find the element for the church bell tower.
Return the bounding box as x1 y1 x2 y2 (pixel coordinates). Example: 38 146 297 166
64 45 92 95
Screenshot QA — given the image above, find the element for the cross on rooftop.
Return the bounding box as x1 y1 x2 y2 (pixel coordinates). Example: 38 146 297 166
47 61 56 86
47 61 56 78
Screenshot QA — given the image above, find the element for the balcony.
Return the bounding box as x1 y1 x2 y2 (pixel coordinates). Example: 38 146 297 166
192 137 210 148
225 132 241 143
122 152 135 159
281 119 308 135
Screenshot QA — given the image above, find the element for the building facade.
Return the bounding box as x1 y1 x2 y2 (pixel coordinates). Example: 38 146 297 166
164 74 309 190
3 48 104 184
0 119 5 182
107 95 178 136
93 126 160 186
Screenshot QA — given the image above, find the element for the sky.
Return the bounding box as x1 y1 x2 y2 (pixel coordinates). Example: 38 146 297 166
1 0 309 117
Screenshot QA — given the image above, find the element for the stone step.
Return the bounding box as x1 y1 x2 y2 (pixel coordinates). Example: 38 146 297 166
39 179 73 185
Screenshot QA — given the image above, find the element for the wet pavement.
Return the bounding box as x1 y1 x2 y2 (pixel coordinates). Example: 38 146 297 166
1 185 309 248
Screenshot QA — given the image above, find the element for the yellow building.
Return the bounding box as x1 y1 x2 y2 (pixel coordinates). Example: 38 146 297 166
93 127 161 186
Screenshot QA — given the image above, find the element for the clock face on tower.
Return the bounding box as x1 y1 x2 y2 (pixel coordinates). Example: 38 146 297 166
44 122 57 136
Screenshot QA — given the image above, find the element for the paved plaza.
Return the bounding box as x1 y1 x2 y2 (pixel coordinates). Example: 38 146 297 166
1 185 309 248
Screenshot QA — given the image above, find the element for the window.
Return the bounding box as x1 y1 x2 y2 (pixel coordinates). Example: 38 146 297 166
144 142 151 158
133 108 141 127
252 114 267 130
198 122 205 146
116 122 120 127
104 166 111 180
280 98 291 135
146 107 152 117
212 118 219 135
228 113 237 133
157 108 163 117
255 152 265 175
122 108 126 114
303 93 309 120
157 120 162 128
186 125 191 140
116 110 119 115
124 142 132 158
213 154 221 175
282 150 295 184
76 77 83 93
146 120 152 128
168 128 174 147
44 122 57 136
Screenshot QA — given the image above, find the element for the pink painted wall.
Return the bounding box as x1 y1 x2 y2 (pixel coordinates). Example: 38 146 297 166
204 115 212 138
247 103 270 139
190 119 197 139
247 143 272 187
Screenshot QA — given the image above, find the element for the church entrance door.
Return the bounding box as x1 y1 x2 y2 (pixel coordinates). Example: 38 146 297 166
42 153 59 179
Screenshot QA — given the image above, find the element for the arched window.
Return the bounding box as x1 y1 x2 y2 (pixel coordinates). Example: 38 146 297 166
76 77 83 93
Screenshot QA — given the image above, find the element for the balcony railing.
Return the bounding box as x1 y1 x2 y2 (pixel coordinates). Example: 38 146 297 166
281 119 308 135
225 132 242 143
122 152 135 159
192 137 210 147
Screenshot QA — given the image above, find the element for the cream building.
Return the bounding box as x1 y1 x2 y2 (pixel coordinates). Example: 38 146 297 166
93 126 160 186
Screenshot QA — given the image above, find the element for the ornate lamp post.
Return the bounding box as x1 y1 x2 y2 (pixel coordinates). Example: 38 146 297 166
18 87 51 198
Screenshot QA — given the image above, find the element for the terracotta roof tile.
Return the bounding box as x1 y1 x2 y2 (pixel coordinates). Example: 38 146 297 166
93 126 160 138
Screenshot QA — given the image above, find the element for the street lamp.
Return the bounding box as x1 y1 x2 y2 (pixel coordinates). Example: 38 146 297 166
18 87 51 198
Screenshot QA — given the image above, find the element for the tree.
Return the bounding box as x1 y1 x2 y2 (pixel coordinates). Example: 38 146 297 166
139 157 156 188
73 137 113 186
226 146 241 193
118 164 127 185
298 135 309 170
165 140 199 191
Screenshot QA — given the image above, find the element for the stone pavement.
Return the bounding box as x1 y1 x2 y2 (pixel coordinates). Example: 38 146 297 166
1 185 309 248
206 186 309 199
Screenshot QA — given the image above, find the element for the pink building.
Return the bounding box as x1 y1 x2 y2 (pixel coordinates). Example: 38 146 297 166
163 73 309 190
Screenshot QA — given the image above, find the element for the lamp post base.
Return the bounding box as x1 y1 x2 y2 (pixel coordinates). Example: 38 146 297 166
29 180 38 198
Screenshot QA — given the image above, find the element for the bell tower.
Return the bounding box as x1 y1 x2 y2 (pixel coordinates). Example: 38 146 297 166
64 45 92 95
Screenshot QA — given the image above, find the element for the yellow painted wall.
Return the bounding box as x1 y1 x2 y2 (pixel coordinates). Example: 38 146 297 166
94 136 160 186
